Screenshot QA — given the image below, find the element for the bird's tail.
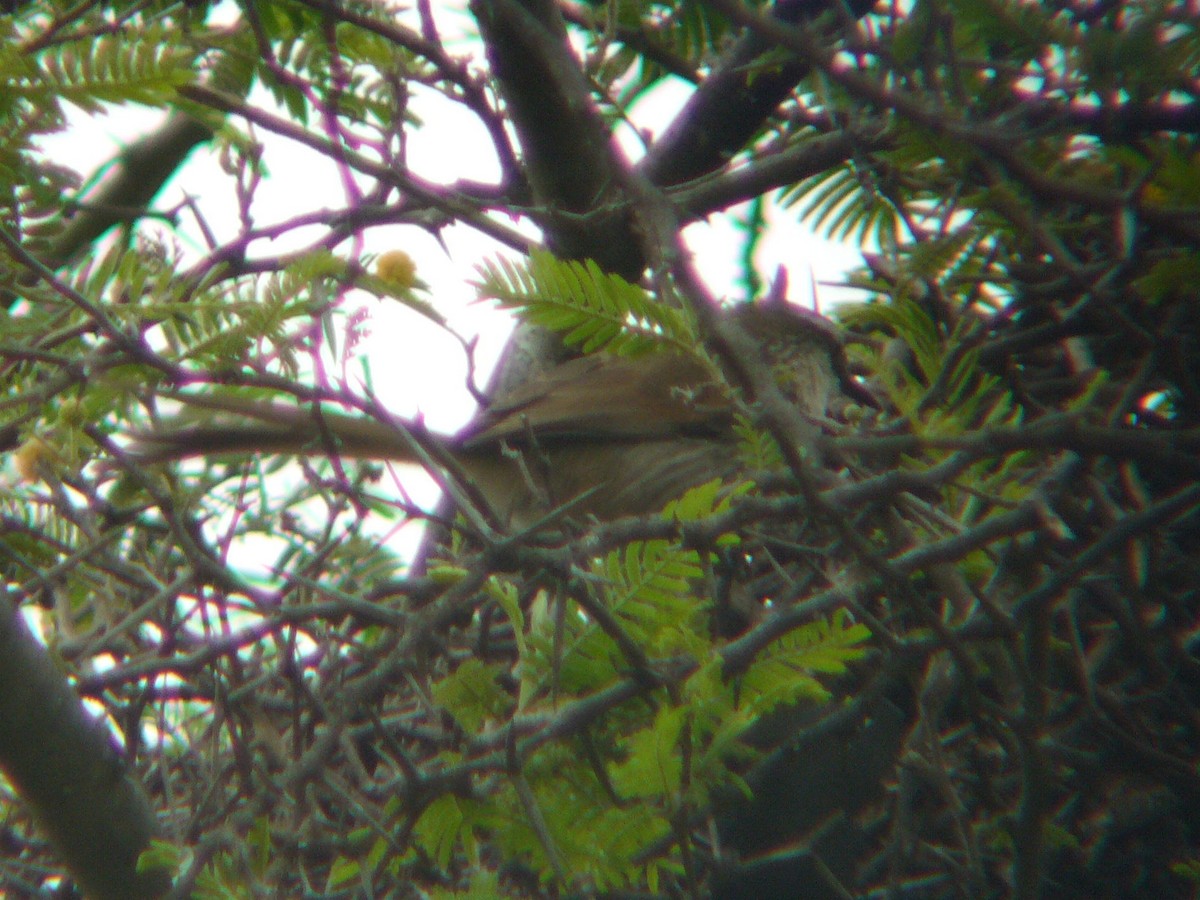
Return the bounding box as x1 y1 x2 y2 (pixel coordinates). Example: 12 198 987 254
127 394 433 465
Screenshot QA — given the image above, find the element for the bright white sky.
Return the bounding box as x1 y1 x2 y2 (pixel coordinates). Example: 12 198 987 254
33 5 865 566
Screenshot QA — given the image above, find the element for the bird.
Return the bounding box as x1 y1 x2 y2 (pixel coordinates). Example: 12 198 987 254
131 301 865 529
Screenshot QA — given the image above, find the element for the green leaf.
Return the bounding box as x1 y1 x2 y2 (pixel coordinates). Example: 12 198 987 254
610 705 687 798
414 795 482 870
326 855 361 890
136 839 185 876
431 657 510 733
474 250 697 356
27 25 195 111
778 163 901 245
738 609 872 719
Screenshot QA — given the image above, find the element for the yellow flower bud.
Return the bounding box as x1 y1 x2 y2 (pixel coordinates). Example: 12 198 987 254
13 436 57 482
375 250 418 290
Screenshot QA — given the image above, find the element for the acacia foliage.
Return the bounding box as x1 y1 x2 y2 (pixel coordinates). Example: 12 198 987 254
1 0 1198 897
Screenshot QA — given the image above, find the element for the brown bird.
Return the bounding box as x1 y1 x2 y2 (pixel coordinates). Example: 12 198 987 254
132 302 863 528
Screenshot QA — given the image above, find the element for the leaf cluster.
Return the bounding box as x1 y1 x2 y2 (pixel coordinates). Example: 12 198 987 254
412 480 869 893
474 249 698 356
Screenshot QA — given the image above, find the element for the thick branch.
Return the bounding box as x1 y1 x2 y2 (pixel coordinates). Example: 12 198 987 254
639 0 876 188
45 111 214 269
0 591 169 899
472 0 642 278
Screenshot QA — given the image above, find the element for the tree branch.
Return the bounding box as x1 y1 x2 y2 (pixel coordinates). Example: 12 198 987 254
639 0 876 188
472 0 643 277
0 590 169 900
